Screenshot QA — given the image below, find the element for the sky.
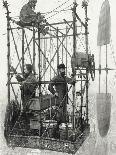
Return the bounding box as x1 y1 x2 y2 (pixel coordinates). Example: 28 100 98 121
0 0 116 103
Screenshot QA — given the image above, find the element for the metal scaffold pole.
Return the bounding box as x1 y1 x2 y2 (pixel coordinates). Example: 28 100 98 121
33 25 36 74
84 1 89 124
38 29 41 91
66 26 68 76
22 28 25 75
72 0 77 129
62 34 64 63
38 25 42 135
21 28 25 104
57 27 59 69
50 33 52 119
6 2 11 105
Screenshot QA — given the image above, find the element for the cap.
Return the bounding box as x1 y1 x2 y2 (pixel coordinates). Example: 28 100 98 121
57 63 65 69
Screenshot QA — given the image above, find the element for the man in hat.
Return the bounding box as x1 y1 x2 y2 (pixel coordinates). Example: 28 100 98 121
48 63 75 124
16 64 38 111
19 0 49 35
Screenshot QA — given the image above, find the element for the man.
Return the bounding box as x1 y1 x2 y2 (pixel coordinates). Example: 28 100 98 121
19 0 49 35
16 64 38 111
48 63 75 124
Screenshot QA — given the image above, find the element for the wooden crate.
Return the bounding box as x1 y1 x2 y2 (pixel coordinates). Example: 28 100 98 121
30 119 41 129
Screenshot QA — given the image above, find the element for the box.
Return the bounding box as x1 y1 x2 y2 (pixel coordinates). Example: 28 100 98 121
30 119 41 129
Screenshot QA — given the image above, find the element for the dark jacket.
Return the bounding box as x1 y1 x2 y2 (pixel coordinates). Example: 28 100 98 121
48 74 74 123
48 74 73 107
20 3 37 24
16 73 38 109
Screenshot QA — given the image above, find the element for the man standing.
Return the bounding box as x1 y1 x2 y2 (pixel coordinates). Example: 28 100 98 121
48 63 75 124
19 0 49 35
16 64 38 111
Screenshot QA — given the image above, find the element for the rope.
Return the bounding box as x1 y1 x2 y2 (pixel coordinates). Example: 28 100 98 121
44 0 71 15
46 4 73 20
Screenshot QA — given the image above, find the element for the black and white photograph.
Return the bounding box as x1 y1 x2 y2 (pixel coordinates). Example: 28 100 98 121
0 0 116 154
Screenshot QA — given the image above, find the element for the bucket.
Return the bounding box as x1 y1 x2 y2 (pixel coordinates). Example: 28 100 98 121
59 123 73 140
42 120 57 138
96 93 111 137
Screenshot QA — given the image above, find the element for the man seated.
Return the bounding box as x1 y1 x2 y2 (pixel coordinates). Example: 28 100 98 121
19 0 49 35
15 64 38 111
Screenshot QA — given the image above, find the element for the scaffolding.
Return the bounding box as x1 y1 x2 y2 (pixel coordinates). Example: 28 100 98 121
3 0 95 154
